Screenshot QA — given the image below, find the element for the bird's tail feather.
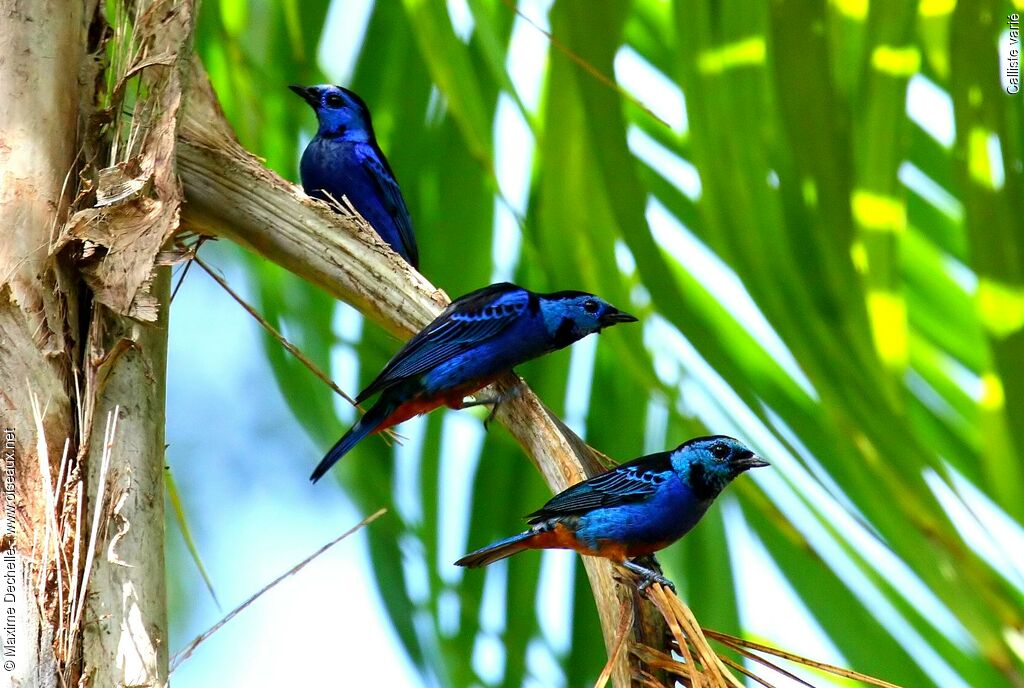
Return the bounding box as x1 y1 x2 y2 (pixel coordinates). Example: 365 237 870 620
310 399 394 482
455 530 537 568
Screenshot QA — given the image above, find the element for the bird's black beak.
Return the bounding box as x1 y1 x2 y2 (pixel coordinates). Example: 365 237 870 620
734 450 770 470
599 308 639 326
289 84 320 108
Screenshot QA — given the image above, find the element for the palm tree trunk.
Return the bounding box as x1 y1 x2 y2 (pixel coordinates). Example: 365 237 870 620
1 1 187 685
0 2 88 685
79 271 171 687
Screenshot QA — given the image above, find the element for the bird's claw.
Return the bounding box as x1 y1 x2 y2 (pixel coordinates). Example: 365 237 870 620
622 558 676 596
485 385 523 429
483 404 499 431
465 384 524 430
637 572 676 596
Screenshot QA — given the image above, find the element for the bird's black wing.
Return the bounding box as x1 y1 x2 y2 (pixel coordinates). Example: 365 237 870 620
363 153 419 268
356 283 531 402
527 451 674 523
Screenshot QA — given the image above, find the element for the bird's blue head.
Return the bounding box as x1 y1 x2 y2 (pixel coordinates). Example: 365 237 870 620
671 436 767 500
290 84 374 141
538 291 638 348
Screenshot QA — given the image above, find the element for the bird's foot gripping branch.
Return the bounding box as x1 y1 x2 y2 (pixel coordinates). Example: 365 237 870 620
176 60 899 688
455 437 765 592
176 59 675 686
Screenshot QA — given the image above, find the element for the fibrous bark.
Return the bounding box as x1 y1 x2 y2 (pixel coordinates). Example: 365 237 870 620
0 2 88 685
2 1 191 685
79 271 171 687
65 1 195 685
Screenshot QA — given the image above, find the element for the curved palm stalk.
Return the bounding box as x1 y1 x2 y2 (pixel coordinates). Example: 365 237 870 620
176 58 675 686
175 47 906 688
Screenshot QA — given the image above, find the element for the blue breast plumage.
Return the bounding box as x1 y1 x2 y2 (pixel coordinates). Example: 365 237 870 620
300 138 419 267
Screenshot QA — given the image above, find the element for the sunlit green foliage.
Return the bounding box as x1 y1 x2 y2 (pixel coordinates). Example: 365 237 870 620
191 1 1024 686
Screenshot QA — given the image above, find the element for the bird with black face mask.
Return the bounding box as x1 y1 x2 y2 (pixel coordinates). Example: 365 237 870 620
456 436 769 592
310 282 638 482
290 84 419 268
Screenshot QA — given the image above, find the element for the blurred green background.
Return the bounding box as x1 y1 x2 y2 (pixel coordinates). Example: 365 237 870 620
166 1 1024 686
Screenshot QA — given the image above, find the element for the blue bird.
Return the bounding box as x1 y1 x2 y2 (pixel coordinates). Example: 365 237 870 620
311 282 637 482
290 84 419 268
456 436 767 590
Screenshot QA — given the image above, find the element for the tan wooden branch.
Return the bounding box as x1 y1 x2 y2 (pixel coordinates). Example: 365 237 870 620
177 59 669 687
69 1 197 685
0 1 89 686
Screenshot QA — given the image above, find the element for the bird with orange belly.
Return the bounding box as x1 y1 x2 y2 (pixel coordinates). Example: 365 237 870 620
310 282 637 482
456 436 768 590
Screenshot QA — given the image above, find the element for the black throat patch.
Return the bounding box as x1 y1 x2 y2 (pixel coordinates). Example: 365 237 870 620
686 463 720 502
552 317 578 349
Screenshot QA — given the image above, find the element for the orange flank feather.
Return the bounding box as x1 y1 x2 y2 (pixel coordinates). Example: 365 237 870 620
525 522 586 552
311 376 506 483
527 525 671 561
369 377 502 434
602 538 673 560
455 521 675 569
372 397 448 432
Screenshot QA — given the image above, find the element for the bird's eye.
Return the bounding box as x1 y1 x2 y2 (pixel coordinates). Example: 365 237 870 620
583 299 599 314
710 443 729 460
325 93 345 108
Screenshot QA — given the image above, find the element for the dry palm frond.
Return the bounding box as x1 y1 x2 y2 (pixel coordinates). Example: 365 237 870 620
595 598 634 688
170 507 387 672
629 577 905 688
497 0 671 131
191 252 358 407
189 250 402 445
642 582 744 688
705 630 904 688
63 406 119 681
